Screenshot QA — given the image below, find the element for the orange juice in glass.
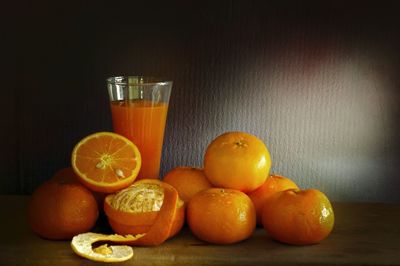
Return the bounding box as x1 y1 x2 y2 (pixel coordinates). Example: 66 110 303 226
107 76 172 180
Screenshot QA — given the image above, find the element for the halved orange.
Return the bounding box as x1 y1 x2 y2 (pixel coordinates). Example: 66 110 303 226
71 132 141 193
104 179 184 240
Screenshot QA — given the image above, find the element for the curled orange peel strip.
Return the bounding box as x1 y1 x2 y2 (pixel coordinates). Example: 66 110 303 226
124 181 178 246
71 232 138 262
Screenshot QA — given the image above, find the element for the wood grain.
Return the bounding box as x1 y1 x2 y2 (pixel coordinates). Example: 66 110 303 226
1 195 399 265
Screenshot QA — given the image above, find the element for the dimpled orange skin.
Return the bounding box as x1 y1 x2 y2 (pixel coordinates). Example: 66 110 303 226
262 188 334 245
204 132 271 193
248 174 299 225
187 188 256 244
28 168 99 240
163 167 212 203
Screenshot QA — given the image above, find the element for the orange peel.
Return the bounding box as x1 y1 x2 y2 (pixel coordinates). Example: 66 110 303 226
104 179 184 239
71 232 138 262
71 180 179 262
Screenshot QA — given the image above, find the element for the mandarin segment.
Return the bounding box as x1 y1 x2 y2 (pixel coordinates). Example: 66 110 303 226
112 144 137 158
110 183 164 213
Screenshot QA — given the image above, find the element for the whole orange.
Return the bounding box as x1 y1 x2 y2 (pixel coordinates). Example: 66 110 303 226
262 188 334 245
28 168 99 240
248 174 298 224
163 167 213 203
204 132 271 192
187 188 256 244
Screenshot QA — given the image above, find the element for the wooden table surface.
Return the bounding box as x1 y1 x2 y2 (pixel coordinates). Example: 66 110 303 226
1 195 399 265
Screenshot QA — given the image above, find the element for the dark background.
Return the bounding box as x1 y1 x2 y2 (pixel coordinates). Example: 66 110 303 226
3 1 400 202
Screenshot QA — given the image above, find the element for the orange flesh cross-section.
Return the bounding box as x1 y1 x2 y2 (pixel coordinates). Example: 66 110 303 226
73 133 139 185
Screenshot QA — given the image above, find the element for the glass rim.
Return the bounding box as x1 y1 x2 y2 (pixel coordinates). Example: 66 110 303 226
107 76 173 86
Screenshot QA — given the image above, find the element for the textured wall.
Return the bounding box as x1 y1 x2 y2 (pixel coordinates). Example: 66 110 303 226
4 1 400 202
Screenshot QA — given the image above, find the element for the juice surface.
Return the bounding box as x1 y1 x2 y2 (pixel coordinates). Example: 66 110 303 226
110 100 168 179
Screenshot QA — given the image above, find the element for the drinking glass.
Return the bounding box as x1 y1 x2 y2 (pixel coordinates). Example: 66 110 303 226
107 76 172 180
